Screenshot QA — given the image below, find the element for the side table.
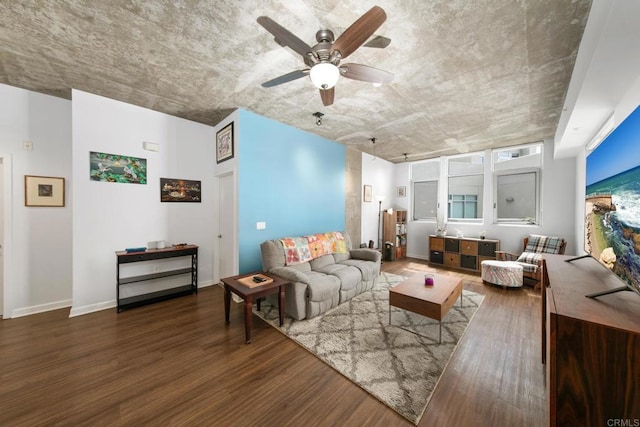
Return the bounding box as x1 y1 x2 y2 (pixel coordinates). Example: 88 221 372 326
221 272 288 344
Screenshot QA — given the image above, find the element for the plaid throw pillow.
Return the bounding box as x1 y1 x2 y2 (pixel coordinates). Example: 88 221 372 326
524 235 565 254
517 252 542 265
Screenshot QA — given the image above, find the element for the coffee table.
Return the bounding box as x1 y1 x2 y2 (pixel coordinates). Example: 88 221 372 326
222 272 288 344
388 272 463 343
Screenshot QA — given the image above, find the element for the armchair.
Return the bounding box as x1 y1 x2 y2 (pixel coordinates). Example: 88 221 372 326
496 234 567 288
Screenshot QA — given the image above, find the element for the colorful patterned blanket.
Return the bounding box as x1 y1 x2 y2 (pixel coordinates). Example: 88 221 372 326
280 232 348 265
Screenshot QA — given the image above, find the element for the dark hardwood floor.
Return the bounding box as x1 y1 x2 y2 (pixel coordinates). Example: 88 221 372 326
0 258 546 426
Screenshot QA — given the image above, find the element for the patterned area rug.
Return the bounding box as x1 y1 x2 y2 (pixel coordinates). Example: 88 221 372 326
254 272 484 425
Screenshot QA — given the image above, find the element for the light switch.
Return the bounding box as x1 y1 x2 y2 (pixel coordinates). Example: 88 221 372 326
256 221 266 230
23 141 33 151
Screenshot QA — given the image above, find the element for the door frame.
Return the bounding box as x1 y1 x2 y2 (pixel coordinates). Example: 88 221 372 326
214 171 237 283
1 153 13 319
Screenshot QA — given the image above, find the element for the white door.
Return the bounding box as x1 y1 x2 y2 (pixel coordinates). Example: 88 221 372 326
218 173 235 280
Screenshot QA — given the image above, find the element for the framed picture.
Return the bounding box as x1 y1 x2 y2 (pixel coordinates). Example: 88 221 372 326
363 185 372 202
160 178 202 202
25 175 65 207
216 122 234 163
397 186 406 198
90 151 147 184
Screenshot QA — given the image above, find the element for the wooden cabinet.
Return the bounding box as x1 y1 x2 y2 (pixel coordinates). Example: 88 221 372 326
543 255 640 426
383 210 407 260
116 245 198 312
428 235 499 273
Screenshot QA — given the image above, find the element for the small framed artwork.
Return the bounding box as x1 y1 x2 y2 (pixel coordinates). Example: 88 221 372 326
397 186 406 198
216 122 234 163
25 175 65 207
363 185 372 202
160 178 202 202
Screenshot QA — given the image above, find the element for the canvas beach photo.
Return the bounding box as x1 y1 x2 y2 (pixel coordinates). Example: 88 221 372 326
585 106 640 292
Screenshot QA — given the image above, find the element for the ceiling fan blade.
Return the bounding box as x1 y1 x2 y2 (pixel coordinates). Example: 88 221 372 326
257 16 313 57
320 87 335 106
261 70 308 88
363 35 391 49
331 6 386 59
340 63 394 84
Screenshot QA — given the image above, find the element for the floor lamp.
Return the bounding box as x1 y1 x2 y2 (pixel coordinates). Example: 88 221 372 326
376 196 384 249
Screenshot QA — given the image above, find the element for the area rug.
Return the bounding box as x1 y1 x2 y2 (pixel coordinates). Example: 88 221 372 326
253 272 484 425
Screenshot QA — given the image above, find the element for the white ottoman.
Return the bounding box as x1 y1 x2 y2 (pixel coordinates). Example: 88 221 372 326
481 260 523 289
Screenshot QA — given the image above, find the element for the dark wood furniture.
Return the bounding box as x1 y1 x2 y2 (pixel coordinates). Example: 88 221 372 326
543 254 640 426
222 272 288 344
429 235 500 273
389 272 462 343
383 209 407 259
116 245 198 312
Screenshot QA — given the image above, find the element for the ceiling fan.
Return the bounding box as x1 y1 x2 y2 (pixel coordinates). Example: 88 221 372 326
257 5 394 106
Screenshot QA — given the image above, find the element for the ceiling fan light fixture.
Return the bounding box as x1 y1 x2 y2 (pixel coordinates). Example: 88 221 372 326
310 63 340 89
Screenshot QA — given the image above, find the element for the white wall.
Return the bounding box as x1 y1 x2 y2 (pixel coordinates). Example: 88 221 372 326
0 84 73 317
361 152 395 248
402 139 576 259
70 90 215 316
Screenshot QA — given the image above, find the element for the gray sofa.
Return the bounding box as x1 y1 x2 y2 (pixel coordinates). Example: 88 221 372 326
260 231 381 320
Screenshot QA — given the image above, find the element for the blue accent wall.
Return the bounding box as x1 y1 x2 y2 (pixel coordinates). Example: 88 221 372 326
238 109 346 273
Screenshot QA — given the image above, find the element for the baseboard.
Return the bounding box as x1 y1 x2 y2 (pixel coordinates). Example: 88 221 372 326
69 300 116 318
69 281 215 317
11 299 72 318
406 253 428 261
197 280 215 288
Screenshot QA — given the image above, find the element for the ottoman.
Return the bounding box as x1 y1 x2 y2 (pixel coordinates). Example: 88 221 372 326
481 260 523 289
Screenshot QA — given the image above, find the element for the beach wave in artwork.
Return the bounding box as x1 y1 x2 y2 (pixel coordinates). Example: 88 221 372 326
612 192 640 229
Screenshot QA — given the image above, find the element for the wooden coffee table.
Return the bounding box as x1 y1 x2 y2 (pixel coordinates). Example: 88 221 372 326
222 272 288 344
389 272 463 343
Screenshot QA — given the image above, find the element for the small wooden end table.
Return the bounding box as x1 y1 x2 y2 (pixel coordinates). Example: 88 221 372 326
222 272 288 344
389 272 463 343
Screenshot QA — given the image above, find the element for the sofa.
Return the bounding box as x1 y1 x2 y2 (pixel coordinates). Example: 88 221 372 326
260 231 381 320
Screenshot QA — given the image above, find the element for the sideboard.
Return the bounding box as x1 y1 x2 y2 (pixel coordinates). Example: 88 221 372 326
542 254 640 426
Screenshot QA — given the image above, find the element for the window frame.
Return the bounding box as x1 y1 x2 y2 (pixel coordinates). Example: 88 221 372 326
446 154 484 223
412 179 438 221
492 142 543 225
493 168 540 225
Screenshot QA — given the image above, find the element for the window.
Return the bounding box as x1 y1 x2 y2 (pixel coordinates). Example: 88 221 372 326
414 181 438 219
493 144 542 224
411 160 439 220
448 194 477 218
447 154 484 221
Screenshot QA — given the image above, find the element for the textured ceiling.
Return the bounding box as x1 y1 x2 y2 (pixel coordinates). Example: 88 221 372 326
0 0 591 162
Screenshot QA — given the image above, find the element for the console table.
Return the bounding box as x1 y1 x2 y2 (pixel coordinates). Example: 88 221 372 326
542 254 640 426
116 245 198 312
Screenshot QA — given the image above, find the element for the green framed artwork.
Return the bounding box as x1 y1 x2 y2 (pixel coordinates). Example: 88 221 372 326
90 151 147 184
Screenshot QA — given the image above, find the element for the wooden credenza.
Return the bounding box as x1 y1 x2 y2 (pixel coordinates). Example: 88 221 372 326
543 254 640 426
